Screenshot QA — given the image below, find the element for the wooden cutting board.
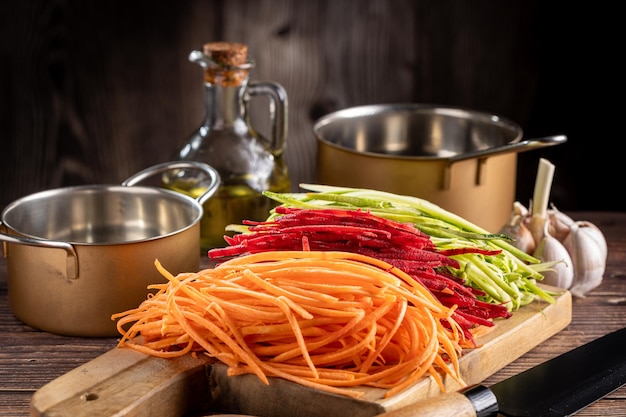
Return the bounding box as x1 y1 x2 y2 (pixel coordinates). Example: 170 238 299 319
31 288 572 417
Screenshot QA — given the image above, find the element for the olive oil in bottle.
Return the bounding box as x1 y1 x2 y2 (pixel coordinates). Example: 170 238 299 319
163 42 290 251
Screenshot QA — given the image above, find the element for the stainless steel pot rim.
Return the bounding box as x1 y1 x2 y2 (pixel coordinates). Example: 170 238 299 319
313 103 522 131
313 103 524 161
1 184 204 245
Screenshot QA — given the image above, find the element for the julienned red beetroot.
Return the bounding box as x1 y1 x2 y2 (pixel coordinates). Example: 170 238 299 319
208 206 510 344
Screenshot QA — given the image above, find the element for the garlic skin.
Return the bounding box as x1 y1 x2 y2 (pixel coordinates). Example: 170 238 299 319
499 202 535 253
563 221 608 297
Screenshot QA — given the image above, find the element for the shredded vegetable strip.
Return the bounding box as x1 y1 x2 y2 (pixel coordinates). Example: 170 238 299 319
261 187 557 311
111 251 466 399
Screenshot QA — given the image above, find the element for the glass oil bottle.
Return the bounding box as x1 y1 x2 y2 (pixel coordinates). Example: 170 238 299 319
163 42 290 251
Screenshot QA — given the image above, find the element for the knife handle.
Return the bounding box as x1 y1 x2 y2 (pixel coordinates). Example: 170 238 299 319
378 385 498 417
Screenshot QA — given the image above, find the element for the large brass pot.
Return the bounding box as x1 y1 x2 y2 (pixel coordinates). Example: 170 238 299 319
314 104 566 232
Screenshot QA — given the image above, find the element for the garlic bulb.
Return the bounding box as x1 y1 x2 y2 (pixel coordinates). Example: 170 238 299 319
563 221 608 297
496 158 608 296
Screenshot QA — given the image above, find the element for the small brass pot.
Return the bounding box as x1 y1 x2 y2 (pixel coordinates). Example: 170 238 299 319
0 161 220 337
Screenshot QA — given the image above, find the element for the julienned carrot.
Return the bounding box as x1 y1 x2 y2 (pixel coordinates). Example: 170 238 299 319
111 251 466 399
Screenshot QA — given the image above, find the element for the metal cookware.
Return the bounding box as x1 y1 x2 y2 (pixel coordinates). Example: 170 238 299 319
314 104 566 232
0 161 220 337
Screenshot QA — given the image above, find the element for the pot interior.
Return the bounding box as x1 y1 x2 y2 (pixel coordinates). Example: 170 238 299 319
2 186 202 244
313 104 523 159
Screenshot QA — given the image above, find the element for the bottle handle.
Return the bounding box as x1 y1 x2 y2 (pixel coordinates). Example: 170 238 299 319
247 81 288 156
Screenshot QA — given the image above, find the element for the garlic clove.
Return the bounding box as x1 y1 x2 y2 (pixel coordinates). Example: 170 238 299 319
532 222 574 289
547 205 575 243
563 221 608 297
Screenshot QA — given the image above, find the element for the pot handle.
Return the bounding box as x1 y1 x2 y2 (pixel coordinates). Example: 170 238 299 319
0 223 79 279
122 161 221 205
448 134 567 163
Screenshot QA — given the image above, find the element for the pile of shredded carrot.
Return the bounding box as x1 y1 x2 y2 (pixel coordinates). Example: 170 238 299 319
111 251 467 399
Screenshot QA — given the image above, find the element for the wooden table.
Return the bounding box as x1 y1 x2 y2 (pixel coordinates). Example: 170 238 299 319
1 212 625 416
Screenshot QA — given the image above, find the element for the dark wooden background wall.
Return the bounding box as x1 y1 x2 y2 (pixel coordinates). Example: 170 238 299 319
0 0 621 216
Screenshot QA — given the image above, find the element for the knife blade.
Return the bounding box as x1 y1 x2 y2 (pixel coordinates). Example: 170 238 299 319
377 327 626 417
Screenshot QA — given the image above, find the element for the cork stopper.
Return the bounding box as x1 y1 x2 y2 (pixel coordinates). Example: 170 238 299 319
202 42 250 86
203 42 248 66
